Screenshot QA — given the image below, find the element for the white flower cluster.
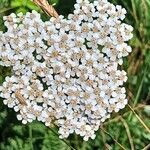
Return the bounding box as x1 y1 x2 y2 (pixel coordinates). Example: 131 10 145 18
0 0 133 141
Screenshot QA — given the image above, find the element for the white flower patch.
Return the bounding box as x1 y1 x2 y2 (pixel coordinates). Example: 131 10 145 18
0 0 133 141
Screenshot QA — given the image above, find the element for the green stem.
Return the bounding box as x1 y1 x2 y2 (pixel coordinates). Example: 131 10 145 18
131 0 138 25
120 117 135 150
128 66 148 120
29 125 34 150
134 66 148 106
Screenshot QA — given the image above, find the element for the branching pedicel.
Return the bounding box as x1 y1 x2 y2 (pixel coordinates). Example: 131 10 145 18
0 0 133 141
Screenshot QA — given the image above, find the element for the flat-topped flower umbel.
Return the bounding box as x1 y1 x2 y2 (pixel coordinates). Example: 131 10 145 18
0 0 133 141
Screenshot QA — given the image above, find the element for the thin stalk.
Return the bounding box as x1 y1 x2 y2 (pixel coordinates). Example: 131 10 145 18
120 117 135 150
133 66 148 107
128 104 150 134
100 127 126 150
104 104 146 125
128 66 148 120
100 129 106 147
105 144 113 150
142 144 150 150
29 125 34 150
141 0 148 25
100 129 113 150
121 0 134 17
131 0 138 25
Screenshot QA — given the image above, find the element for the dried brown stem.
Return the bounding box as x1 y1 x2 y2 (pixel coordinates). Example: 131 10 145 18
104 104 146 125
33 0 59 18
128 104 150 134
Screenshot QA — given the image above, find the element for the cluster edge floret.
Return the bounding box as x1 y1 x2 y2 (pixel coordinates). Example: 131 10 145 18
0 0 133 141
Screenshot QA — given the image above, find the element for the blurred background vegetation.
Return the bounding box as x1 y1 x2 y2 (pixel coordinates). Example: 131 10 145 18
0 0 150 149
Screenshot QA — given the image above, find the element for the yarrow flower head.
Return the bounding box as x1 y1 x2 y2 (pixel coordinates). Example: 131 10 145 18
0 0 133 141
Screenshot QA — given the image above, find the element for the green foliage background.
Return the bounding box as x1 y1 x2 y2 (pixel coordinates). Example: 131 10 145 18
0 0 150 149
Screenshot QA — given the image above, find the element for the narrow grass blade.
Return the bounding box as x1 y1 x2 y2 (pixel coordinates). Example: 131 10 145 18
128 104 150 134
29 125 34 150
120 117 135 150
100 127 126 150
